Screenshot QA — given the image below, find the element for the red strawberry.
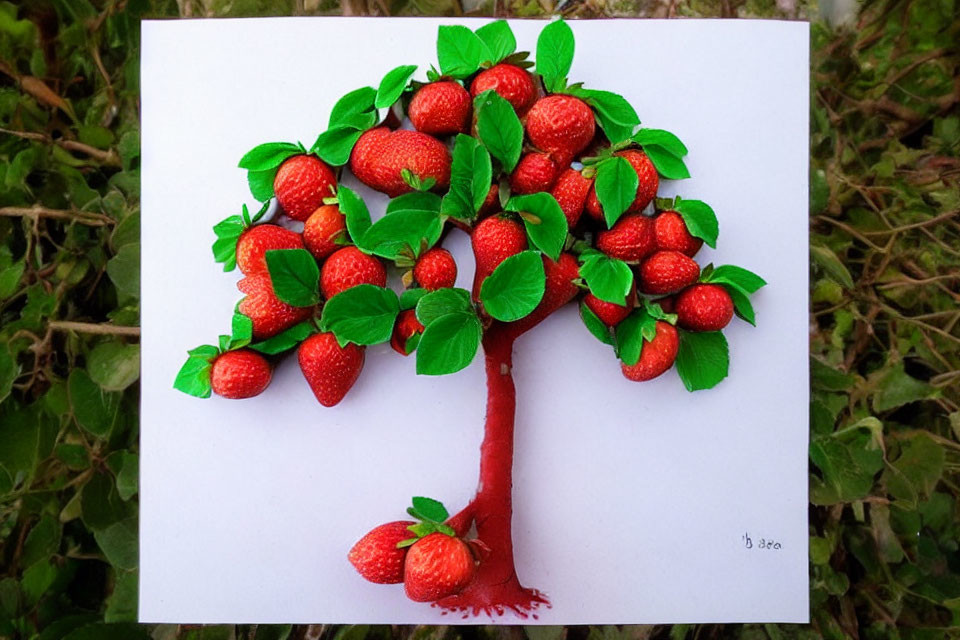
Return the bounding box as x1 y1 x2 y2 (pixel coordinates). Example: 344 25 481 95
470 64 537 116
585 150 659 222
237 274 314 340
596 213 656 263
585 282 636 327
653 210 703 257
409 81 471 137
348 521 415 584
638 250 701 295
274 155 338 221
414 248 457 290
524 95 595 166
621 321 679 382
479 183 500 217
657 295 676 314
471 215 528 297
403 533 476 602
350 127 451 198
235 224 304 275
391 309 425 356
298 332 365 407
509 153 558 195
320 246 387 300
210 349 272 399
303 205 346 261
550 168 593 228
674 284 734 331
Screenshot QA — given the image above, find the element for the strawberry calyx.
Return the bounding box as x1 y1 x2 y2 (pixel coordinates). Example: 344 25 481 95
401 169 437 192
397 497 458 548
211 201 270 272
642 298 678 326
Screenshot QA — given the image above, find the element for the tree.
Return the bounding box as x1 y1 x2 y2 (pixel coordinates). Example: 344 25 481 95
175 18 764 617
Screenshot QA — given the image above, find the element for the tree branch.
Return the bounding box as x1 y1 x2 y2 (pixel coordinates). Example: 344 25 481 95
48 321 140 337
0 206 114 227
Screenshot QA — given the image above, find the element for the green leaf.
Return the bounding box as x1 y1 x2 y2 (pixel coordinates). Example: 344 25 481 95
319 285 399 346
86 342 140 391
311 127 364 167
94 517 138 570
579 302 615 346
249 321 315 355
442 134 492 220
230 312 254 349
615 309 657 366
475 20 516 64
0 260 24 299
578 252 633 305
80 471 134 532
675 330 729 391
211 213 245 272
0 342 17 405
386 191 442 215
810 421 884 505
411 496 449 523
416 288 472 326
505 193 568 261
594 156 638 227
400 288 429 311
872 363 940 412
70 369 120 436
375 64 417 109
415 312 482 376
248 168 277 201
674 198 719 248
361 209 442 260
811 244 854 289
329 87 378 129
575 89 637 143
810 357 856 391
21 559 56 606
106 243 140 299
172 353 214 399
238 142 301 171
437 25 490 79
722 284 756 326
704 264 767 293
108 451 139 501
22 515 61 567
338 186 373 245
885 433 945 506
56 443 89 470
474 90 523 172
480 251 546 322
105 570 138 623
644 145 690 179
633 128 687 157
265 248 319 307
535 18 575 93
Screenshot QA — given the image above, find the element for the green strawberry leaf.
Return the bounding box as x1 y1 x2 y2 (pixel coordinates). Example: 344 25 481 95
474 90 523 173
579 251 633 305
416 311 482 376
573 88 638 143
579 301 614 346
173 348 217 398
643 144 690 180
504 193 568 261
386 191 442 215
319 285 400 346
702 264 767 293
437 25 491 79
211 212 246 272
249 321 315 354
238 142 301 171
265 248 320 307
676 330 729 391
188 344 220 359
337 186 373 246
400 288 429 311
643 299 677 324
633 128 688 158
536 18 575 93
310 127 364 167
362 209 442 260
375 64 418 109
329 86 378 129
479 251 546 322
411 496 449 523
724 283 757 326
615 308 657 367
674 197 719 248
442 134 492 220
218 334 231 354
416 288 472 326
595 156 639 228
229 312 254 350
475 20 516 64
247 168 277 201
404 332 422 354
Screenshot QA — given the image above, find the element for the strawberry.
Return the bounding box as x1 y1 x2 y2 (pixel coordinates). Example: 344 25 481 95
391 309 425 356
350 127 451 198
303 205 346 261
235 224 304 275
585 282 636 327
409 81 471 137
674 284 734 332
524 95 595 166
403 532 476 602
298 331 365 407
596 213 656 263
348 521 415 584
273 154 338 221
237 273 314 340
621 321 679 382
470 64 537 116
509 152 558 195
653 210 702 257
210 349 272 399
471 215 528 297
550 168 593 228
585 149 659 222
638 250 701 295
414 248 457 290
479 183 500 217
320 246 387 300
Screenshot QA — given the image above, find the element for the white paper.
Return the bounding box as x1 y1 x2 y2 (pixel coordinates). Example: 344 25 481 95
140 17 809 624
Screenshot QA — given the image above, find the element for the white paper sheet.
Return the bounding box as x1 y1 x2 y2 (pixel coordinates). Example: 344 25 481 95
139 17 810 624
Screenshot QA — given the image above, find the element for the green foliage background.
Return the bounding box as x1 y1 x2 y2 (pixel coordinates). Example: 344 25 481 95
1 0 958 638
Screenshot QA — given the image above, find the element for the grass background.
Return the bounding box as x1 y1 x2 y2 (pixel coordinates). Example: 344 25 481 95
1 0 958 638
